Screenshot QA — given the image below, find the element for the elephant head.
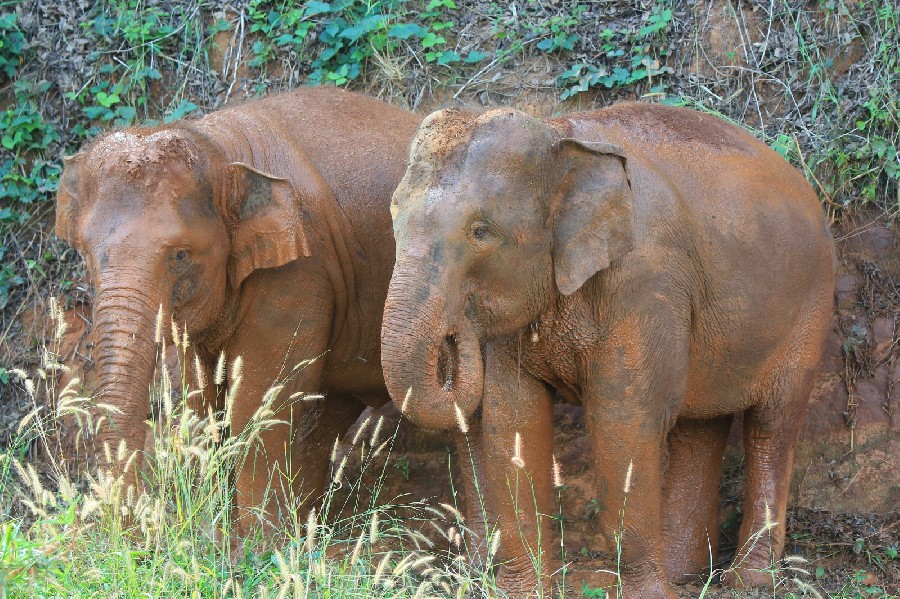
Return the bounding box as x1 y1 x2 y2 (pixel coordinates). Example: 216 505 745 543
381 109 634 429
55 126 310 476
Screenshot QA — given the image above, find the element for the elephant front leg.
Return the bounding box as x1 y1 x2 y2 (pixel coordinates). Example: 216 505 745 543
225 296 339 540
453 423 488 560
473 347 556 598
583 393 678 599
228 357 328 538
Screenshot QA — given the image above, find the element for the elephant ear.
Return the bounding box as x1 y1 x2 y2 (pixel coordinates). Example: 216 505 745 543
225 162 311 289
55 153 85 249
551 139 634 296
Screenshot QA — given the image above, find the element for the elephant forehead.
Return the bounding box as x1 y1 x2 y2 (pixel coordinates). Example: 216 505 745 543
92 129 199 178
95 158 200 204
411 108 548 168
400 109 552 222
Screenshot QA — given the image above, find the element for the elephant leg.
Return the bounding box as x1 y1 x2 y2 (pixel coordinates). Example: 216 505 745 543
582 318 687 599
477 346 556 598
287 392 366 508
662 416 732 584
226 292 335 537
453 422 489 561
582 404 676 599
728 378 812 589
228 358 326 536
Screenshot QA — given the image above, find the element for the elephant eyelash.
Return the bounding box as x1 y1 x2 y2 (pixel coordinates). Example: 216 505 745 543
467 220 501 245
167 248 194 273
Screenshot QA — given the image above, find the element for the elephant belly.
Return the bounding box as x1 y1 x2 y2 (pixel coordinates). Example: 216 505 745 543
678 289 805 419
321 356 389 404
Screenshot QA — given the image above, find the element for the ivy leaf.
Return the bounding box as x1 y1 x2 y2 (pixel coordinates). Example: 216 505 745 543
95 92 120 108
116 105 137 122
421 32 445 48
436 50 460 65
388 23 425 40
304 1 331 16
340 14 386 42
83 106 110 119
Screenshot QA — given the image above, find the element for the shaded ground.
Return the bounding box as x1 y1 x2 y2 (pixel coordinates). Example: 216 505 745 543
333 401 898 597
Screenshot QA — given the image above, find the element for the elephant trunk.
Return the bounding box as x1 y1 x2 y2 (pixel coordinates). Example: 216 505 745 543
89 280 161 484
381 259 483 430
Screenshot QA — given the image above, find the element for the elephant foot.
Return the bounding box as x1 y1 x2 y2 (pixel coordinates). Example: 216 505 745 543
664 552 712 586
606 577 679 599
494 564 545 599
722 565 775 590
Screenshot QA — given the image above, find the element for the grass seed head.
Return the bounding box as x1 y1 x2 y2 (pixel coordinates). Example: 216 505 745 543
230 355 243 382
552 454 564 488
214 350 226 385
350 529 366 566
154 304 164 344
333 454 348 487
438 502 463 522
305 508 317 552
330 436 340 463
370 415 385 447
511 431 524 469
764 502 778 531
488 528 501 558
161 364 173 418
373 550 393 586
454 402 468 434
351 416 371 446
401 387 412 413
170 318 180 349
369 510 380 544
193 353 206 390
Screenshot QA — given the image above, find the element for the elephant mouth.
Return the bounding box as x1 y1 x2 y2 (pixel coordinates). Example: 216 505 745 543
437 333 459 392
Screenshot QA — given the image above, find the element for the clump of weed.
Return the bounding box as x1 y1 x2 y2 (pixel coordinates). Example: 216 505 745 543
0 299 567 596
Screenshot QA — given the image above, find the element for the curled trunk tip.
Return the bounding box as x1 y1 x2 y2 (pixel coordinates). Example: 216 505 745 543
381 288 483 431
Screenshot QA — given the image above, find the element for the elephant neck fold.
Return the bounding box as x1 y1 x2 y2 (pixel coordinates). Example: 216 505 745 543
186 104 365 361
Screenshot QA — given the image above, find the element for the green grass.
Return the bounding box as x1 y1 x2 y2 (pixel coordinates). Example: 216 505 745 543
0 303 503 597
0 302 895 597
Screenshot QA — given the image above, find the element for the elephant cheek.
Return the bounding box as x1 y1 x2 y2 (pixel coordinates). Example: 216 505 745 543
172 274 198 308
170 268 223 331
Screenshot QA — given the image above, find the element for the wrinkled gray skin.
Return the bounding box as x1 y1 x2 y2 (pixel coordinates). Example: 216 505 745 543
381 104 835 597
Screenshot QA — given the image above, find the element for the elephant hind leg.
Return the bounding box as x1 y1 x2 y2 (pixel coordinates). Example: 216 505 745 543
661 415 732 585
728 368 818 588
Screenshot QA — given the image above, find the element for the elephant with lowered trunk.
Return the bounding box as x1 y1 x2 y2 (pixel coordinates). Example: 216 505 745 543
55 87 420 534
381 103 835 597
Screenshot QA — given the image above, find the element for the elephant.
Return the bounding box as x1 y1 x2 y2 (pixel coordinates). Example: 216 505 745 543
55 87 421 534
380 103 836 597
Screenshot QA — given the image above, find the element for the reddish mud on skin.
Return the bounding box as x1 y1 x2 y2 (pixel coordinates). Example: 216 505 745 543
55 87 421 536
380 103 836 597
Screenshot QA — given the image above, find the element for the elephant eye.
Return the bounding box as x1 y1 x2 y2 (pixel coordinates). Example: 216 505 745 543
168 248 193 273
468 221 495 245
